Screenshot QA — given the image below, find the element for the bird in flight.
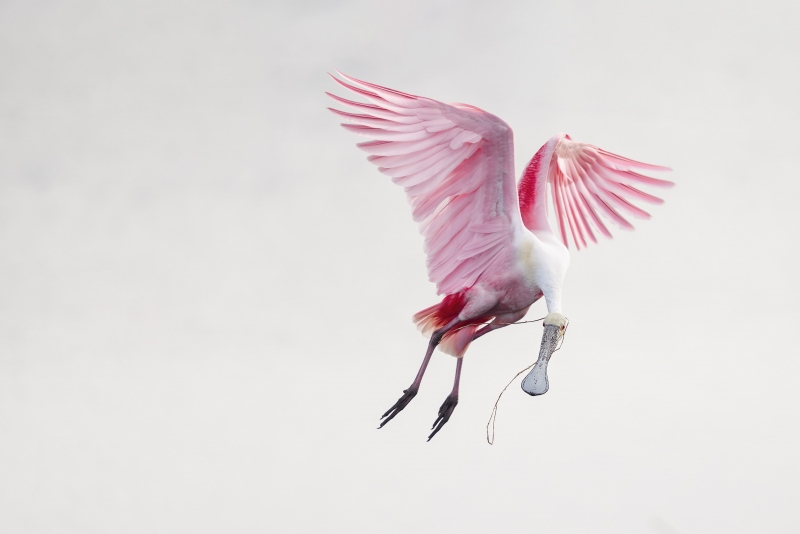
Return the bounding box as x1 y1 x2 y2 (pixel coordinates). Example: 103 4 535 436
327 72 672 440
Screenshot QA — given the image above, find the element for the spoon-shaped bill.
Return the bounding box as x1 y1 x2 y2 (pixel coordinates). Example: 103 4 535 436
521 314 567 396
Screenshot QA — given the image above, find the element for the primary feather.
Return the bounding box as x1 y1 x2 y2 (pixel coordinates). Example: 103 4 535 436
328 72 524 296
518 134 673 250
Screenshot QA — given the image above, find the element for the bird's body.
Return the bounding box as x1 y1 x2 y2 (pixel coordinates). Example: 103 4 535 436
328 72 672 439
412 220 568 357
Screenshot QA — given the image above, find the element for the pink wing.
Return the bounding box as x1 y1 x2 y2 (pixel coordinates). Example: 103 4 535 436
327 72 523 295
519 134 673 250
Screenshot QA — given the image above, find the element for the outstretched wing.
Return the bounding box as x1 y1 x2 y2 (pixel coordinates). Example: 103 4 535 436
519 134 673 250
328 72 522 295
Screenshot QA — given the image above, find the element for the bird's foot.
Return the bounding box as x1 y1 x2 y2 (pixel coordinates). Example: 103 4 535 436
428 394 458 441
379 387 418 428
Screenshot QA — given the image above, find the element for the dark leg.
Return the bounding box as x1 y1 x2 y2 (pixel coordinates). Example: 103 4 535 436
428 356 463 441
471 322 504 342
424 313 527 439
379 319 459 428
470 309 528 343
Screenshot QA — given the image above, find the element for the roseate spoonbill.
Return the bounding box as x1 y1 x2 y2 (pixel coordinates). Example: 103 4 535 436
327 72 672 440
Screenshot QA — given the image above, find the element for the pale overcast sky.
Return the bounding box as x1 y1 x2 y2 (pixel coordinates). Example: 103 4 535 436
1 1 798 532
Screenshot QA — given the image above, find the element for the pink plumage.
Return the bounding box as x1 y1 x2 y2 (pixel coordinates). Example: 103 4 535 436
328 72 522 298
327 72 672 440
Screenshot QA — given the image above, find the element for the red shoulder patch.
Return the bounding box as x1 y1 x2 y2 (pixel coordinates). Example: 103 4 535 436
518 147 545 220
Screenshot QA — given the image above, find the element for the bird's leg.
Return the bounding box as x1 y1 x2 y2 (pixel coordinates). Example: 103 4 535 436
471 309 529 342
428 356 463 441
471 322 504 342
379 319 459 428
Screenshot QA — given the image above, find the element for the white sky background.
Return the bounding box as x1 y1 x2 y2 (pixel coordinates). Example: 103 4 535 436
1 0 798 532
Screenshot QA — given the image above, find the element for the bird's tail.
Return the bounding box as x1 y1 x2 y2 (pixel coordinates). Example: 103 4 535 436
412 292 489 357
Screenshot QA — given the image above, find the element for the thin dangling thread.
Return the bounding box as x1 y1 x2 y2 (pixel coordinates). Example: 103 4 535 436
446 318 546 334
486 318 569 445
486 363 536 445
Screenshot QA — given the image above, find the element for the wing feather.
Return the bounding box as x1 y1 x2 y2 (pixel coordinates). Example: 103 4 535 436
571 169 613 239
564 158 596 245
546 136 672 249
328 73 522 295
325 92 414 123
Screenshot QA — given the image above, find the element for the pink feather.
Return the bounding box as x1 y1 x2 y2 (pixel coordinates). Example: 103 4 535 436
328 72 523 296
517 135 672 248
